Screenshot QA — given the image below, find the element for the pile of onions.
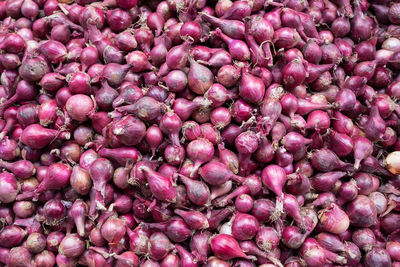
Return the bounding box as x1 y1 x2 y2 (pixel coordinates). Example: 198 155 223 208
0 0 399 266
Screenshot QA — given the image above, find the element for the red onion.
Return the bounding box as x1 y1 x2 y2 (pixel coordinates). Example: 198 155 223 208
34 250 56 267
166 38 192 70
181 121 201 142
114 251 139 267
35 162 71 195
282 59 307 89
188 57 214 94
159 111 182 147
69 199 87 237
145 125 164 156
261 164 286 204
98 147 140 166
109 115 146 146
200 161 242 186
173 244 197 266
210 234 255 261
140 166 177 203
126 226 149 256
141 259 160 267
273 27 302 49
0 225 27 248
201 13 243 39
209 107 230 130
207 207 234 230
58 233 85 258
7 247 32 267
235 194 254 213
13 200 35 218
281 132 312 152
186 138 215 176
300 238 346 267
310 171 346 191
353 135 373 170
328 130 353 157
363 106 386 141
369 191 387 216
336 181 358 205
235 131 258 175
213 28 249 61
311 148 353 172
217 65 240 88
26 232 46 254
189 231 211 263
239 71 265 104
318 203 350 234
0 159 35 179
177 173 210 206
231 212 259 241
100 217 126 252
346 195 377 227
0 172 19 203
255 226 280 253
365 247 392 267
41 199 66 226
174 209 209 230
331 17 350 37
145 216 191 243
0 0 397 264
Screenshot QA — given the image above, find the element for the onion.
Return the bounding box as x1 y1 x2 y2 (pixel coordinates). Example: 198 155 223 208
210 234 255 261
231 213 259 241
26 232 46 254
318 203 349 234
7 247 32 267
13 200 35 218
114 251 140 267
101 217 126 252
19 56 49 82
140 166 177 203
34 250 56 267
0 172 18 203
58 233 85 258
386 151 400 175
282 59 307 89
0 225 26 248
311 148 353 172
69 199 87 237
345 195 377 227
0 0 397 264
235 194 253 213
365 247 392 267
177 173 210 206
